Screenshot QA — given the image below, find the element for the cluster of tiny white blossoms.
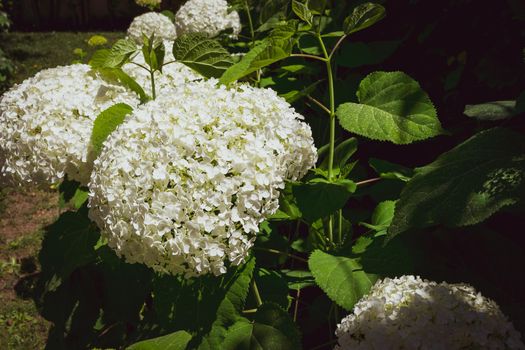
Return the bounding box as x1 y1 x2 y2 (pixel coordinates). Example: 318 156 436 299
335 275 524 350
127 12 177 44
135 0 161 8
175 0 241 38
123 42 201 95
88 79 316 277
0 64 139 186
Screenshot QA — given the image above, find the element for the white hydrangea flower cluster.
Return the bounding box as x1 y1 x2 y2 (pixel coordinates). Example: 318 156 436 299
135 0 161 8
335 275 524 350
127 12 177 44
88 80 316 277
123 42 201 96
0 64 139 186
175 0 241 38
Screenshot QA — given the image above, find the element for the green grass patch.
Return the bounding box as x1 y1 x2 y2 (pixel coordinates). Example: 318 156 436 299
0 31 125 85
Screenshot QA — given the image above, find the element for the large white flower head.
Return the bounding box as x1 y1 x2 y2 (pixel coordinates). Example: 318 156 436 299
127 12 177 44
335 275 524 350
88 80 316 277
175 0 241 38
122 41 201 95
0 64 139 186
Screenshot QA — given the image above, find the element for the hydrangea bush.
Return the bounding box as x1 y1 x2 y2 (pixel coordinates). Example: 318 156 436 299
2 0 524 349
335 276 524 349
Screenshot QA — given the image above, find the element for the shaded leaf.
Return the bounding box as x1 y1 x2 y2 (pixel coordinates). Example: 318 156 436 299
369 158 413 182
127 331 192 350
389 128 525 238
464 100 519 121
360 200 396 234
292 0 313 24
343 2 386 35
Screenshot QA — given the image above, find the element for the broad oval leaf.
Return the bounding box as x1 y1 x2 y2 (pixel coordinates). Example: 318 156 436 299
173 33 234 78
90 103 134 157
388 127 525 238
336 71 442 144
360 200 396 234
222 303 301 350
343 2 386 35
105 38 138 68
308 250 378 311
127 331 192 350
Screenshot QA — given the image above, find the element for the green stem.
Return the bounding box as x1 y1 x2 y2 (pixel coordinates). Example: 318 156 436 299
251 279 263 307
253 247 307 263
290 53 327 62
356 177 381 186
150 70 156 100
245 0 255 48
293 289 300 322
337 209 343 243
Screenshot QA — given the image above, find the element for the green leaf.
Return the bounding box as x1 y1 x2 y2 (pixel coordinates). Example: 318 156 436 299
39 208 99 290
280 270 315 291
308 250 378 311
369 158 413 182
173 33 234 78
464 100 519 121
98 67 150 104
319 138 358 171
127 331 192 350
292 178 356 221
105 38 138 68
90 103 134 158
89 49 111 68
219 39 292 85
292 0 313 24
336 71 442 144
388 128 525 238
360 200 396 234
195 258 256 349
343 2 386 35
222 303 301 350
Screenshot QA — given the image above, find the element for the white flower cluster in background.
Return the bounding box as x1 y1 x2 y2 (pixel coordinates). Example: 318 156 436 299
88 80 316 277
135 0 161 8
175 0 241 38
127 12 177 44
123 43 201 96
335 275 524 350
0 64 139 186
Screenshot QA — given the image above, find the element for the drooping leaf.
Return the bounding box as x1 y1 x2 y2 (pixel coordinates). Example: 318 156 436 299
97 67 150 104
319 137 358 171
222 303 301 350
292 1 313 24
336 71 442 144
292 178 356 221
388 128 525 238
173 33 234 78
90 103 134 158
127 331 192 350
343 2 386 35
308 250 378 311
464 100 520 121
369 158 413 182
280 270 315 291
360 200 396 234
219 39 292 85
